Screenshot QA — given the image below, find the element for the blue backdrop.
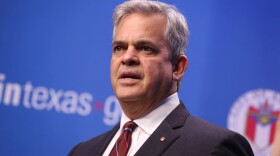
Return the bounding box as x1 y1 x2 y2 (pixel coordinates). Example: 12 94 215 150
1 0 279 156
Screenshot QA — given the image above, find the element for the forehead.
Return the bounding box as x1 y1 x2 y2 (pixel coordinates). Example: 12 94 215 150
119 12 166 23
114 13 166 39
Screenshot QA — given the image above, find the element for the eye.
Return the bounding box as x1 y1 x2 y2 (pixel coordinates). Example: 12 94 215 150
113 46 124 52
140 46 154 52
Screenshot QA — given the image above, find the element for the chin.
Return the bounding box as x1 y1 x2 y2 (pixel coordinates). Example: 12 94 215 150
116 93 142 103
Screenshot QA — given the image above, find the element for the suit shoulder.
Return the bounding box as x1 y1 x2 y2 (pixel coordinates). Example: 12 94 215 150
68 127 117 156
184 115 244 139
187 116 228 130
179 115 254 155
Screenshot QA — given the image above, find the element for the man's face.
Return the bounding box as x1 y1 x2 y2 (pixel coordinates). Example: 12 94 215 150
111 13 176 109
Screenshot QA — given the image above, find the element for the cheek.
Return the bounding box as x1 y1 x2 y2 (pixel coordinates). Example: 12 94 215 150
143 60 173 82
110 58 119 83
110 58 118 73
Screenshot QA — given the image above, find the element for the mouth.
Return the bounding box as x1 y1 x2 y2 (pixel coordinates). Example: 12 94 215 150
120 72 141 80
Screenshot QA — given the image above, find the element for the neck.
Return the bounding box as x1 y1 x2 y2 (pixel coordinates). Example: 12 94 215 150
121 100 161 120
120 91 177 120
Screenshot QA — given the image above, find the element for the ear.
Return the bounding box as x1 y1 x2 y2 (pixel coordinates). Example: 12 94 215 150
172 55 188 81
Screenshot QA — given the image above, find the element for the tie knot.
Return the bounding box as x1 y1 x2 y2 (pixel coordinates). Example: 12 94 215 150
123 121 137 132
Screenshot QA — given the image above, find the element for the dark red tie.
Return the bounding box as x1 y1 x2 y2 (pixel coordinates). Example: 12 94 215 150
109 121 138 156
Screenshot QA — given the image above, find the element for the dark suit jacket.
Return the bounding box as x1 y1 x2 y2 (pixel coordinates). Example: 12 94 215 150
68 102 254 156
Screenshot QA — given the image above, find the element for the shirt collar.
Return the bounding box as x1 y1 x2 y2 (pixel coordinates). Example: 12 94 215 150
120 92 180 135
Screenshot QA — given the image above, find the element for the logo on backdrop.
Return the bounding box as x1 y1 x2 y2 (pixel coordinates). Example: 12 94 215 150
228 89 280 156
0 73 121 126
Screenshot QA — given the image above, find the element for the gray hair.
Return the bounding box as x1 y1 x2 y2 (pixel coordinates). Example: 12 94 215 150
113 0 189 60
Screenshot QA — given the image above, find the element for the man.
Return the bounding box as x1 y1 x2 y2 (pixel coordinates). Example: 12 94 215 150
272 114 280 156
69 0 254 155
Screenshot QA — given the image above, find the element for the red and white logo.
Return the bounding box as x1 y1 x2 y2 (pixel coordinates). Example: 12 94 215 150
228 89 280 156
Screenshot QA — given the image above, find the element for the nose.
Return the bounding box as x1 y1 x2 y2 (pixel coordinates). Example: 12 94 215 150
121 46 140 66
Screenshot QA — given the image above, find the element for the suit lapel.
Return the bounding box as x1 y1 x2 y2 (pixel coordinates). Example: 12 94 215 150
96 123 120 156
135 103 190 156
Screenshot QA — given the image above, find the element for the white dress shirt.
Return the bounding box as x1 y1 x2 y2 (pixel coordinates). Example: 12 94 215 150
103 92 180 156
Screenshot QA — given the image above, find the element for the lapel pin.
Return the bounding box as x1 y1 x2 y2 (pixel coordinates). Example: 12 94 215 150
160 136 166 142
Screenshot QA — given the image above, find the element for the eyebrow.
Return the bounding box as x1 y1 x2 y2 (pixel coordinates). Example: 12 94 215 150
136 40 160 52
112 40 157 46
112 39 160 52
112 40 127 46
136 40 155 46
